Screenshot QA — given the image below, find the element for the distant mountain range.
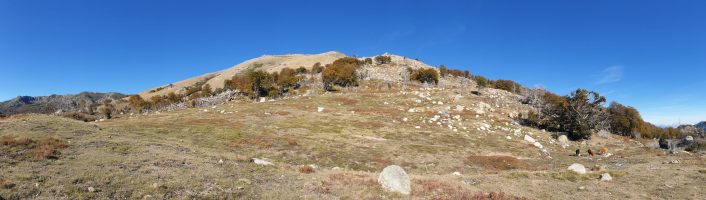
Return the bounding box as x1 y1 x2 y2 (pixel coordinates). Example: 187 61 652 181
696 121 706 130
0 92 126 116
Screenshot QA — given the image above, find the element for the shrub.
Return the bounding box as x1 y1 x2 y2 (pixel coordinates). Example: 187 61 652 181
363 58 373 65
374 55 391 65
201 84 213 96
472 76 490 88
494 80 522 94
438 65 447 77
410 68 439 84
322 57 361 91
311 62 324 74
231 70 275 98
295 66 308 74
685 140 706 152
166 92 181 103
98 105 113 119
277 67 302 88
299 165 315 173
128 95 148 111
59 112 97 122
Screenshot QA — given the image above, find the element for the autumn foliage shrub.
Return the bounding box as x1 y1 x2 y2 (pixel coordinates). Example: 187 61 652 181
410 68 439 84
374 55 391 64
322 57 361 91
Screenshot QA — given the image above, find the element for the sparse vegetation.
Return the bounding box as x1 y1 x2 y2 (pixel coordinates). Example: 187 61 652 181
410 68 439 84
1 135 67 160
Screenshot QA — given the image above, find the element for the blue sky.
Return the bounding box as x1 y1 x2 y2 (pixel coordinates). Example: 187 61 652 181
1 0 705 126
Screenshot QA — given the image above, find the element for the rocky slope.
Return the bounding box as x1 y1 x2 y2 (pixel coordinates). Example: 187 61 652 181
0 92 126 116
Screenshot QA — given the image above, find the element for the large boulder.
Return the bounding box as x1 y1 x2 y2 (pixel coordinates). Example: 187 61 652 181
567 163 587 174
378 165 411 195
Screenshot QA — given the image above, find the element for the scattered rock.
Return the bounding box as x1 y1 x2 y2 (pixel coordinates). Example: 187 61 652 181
251 158 274 166
317 107 325 112
378 165 411 195
567 163 587 174
591 165 605 172
88 186 96 192
452 171 462 176
578 186 586 190
600 173 612 181
218 159 224 164
524 135 536 143
664 160 680 164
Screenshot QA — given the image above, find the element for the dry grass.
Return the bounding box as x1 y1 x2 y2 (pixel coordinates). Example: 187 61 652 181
274 111 291 116
0 179 15 189
228 137 274 149
2 136 68 160
31 138 68 159
331 97 358 106
1 135 32 146
412 178 533 200
466 155 532 171
298 165 315 173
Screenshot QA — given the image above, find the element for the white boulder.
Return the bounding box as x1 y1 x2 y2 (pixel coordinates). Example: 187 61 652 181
600 173 612 181
567 163 587 174
378 165 411 195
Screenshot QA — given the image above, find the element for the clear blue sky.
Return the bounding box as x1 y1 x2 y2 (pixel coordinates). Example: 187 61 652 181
1 0 705 126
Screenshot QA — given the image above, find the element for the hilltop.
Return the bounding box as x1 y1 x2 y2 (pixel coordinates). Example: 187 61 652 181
138 51 347 99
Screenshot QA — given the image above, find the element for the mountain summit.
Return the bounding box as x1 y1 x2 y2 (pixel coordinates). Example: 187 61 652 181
138 51 347 99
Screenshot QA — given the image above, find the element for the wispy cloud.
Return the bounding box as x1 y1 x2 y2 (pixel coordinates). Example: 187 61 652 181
595 65 623 84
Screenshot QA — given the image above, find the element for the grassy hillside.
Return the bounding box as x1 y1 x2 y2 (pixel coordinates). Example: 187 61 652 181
1 84 704 199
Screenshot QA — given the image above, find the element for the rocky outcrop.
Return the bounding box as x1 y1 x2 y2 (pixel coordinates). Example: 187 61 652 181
0 92 125 115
